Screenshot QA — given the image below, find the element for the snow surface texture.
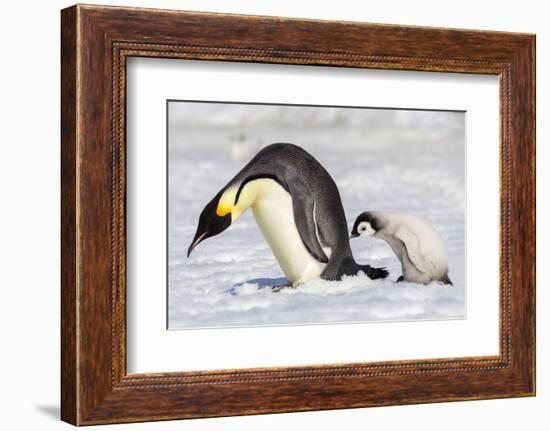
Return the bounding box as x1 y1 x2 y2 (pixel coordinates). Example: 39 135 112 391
168 103 465 329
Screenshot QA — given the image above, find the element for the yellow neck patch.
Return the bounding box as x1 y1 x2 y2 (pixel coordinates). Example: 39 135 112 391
216 203 232 217
216 180 270 222
216 185 238 217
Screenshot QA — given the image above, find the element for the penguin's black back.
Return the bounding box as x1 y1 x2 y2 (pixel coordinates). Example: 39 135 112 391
230 143 353 271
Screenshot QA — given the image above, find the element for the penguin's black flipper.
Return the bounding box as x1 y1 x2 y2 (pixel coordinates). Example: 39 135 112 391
287 180 329 264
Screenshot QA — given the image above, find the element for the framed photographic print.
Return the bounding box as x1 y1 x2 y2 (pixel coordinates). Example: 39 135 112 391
61 4 535 425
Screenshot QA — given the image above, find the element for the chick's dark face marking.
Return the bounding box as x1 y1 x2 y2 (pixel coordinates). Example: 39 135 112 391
187 194 232 257
351 211 378 239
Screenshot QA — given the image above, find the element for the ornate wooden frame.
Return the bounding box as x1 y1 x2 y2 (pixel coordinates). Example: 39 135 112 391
61 4 536 425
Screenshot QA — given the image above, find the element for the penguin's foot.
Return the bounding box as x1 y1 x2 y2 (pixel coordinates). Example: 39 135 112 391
364 265 389 280
439 273 453 285
271 283 294 293
396 275 405 283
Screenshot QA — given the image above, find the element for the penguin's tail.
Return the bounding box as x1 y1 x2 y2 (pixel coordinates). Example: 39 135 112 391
342 256 389 280
323 257 389 281
439 273 453 285
359 264 389 280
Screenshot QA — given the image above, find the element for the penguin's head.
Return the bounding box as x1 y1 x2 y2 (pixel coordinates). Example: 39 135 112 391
351 212 378 239
187 191 233 257
187 183 251 257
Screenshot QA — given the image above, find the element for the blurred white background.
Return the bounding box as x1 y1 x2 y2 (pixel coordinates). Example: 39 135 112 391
0 0 545 430
169 102 465 153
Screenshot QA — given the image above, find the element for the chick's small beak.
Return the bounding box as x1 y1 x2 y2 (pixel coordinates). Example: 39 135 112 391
350 232 359 239
187 231 208 258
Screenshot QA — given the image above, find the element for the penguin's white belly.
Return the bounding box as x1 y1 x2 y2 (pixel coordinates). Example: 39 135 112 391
246 179 326 286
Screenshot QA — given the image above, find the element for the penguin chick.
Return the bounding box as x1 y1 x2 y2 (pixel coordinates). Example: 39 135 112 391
351 211 453 285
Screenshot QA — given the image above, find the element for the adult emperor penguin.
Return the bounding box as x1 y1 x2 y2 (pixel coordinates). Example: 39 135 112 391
187 143 388 287
351 211 452 285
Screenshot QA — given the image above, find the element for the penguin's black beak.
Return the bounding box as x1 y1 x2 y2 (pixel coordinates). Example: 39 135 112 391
350 232 359 239
187 231 208 258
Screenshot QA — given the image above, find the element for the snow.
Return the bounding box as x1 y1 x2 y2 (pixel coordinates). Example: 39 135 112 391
168 104 465 329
